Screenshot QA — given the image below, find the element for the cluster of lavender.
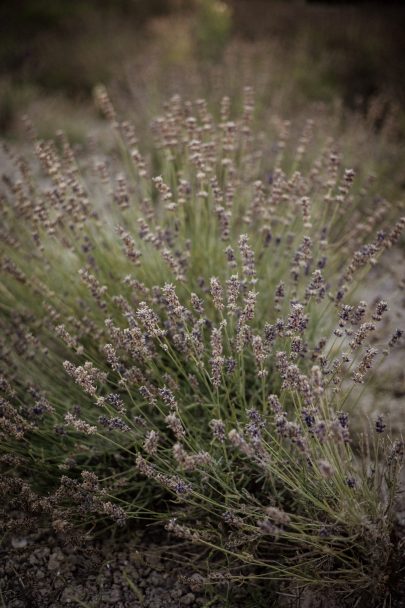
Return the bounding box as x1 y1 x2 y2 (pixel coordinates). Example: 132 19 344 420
0 89 404 599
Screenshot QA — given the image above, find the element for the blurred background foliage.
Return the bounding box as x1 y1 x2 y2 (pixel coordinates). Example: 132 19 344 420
0 0 404 141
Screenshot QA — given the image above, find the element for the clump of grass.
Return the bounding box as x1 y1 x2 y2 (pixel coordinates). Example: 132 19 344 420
0 87 404 605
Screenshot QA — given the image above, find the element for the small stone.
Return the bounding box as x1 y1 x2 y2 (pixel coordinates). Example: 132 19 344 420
180 592 196 605
54 577 66 590
189 573 204 592
29 554 39 565
147 571 162 585
109 586 121 603
171 587 183 599
11 537 28 549
48 548 64 571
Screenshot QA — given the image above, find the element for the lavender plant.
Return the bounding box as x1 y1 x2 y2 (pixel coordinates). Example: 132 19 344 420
0 88 404 604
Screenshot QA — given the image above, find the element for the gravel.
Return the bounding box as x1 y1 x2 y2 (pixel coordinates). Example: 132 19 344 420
0 528 227 608
2 518 405 608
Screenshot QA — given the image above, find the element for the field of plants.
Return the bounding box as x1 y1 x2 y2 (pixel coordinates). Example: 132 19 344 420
1 2 405 607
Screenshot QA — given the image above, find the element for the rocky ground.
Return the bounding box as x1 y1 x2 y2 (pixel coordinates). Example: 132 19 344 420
1 516 405 608
0 527 227 608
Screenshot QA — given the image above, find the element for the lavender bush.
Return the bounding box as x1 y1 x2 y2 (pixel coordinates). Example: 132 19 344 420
1 87 404 605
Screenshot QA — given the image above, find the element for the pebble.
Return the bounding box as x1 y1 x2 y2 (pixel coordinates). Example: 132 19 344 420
189 573 204 592
48 548 65 571
109 586 121 603
180 592 196 605
11 537 27 549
